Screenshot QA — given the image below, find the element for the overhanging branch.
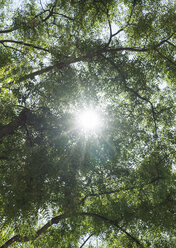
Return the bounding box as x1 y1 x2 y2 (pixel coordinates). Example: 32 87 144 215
0 214 65 248
7 39 171 87
1 212 144 248
9 46 149 85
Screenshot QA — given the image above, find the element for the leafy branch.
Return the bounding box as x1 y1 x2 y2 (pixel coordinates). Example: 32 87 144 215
101 54 158 137
0 212 144 248
0 214 65 248
0 2 56 35
81 177 161 205
5 38 171 88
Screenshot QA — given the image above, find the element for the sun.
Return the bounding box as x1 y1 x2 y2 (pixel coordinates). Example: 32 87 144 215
76 109 101 134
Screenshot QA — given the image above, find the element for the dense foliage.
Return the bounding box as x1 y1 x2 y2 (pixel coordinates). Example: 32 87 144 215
0 0 176 247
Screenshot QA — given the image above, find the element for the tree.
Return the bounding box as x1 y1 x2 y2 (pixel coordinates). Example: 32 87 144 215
0 0 175 247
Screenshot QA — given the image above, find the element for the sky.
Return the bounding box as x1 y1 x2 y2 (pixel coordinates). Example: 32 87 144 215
13 0 49 9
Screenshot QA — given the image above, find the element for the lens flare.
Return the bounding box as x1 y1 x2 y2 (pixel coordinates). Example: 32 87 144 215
79 110 99 130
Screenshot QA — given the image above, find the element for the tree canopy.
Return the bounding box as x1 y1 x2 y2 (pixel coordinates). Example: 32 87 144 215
0 0 176 247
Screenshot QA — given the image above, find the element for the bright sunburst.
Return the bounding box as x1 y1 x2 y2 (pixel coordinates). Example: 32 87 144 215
76 108 102 134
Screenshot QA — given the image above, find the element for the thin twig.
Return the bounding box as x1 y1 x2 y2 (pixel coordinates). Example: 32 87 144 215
0 40 49 52
111 28 124 38
39 0 44 11
79 233 94 248
58 13 74 21
166 40 176 48
156 49 176 66
106 9 112 47
1 43 26 56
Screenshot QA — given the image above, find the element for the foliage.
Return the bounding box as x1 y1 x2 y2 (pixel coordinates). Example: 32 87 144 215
0 0 176 247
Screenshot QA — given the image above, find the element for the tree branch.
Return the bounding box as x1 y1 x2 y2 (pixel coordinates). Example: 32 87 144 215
81 177 160 205
0 28 16 34
0 214 65 248
105 8 113 47
156 49 176 66
8 46 148 85
42 4 55 22
58 13 74 21
101 54 158 137
0 40 49 52
7 40 170 86
1 43 26 55
166 40 176 48
79 233 94 248
0 3 56 36
154 33 175 49
1 212 144 248
111 28 124 38
80 213 144 247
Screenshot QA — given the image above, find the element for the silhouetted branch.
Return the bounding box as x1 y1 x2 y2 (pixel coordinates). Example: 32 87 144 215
79 233 94 248
0 214 65 248
156 49 176 66
1 43 26 55
111 28 124 37
155 33 175 48
1 212 144 248
7 39 172 87
58 13 74 21
0 40 49 52
42 4 55 22
80 213 144 247
166 40 176 48
0 28 16 34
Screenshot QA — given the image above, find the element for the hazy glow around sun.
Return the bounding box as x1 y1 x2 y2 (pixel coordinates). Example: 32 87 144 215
77 109 101 133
